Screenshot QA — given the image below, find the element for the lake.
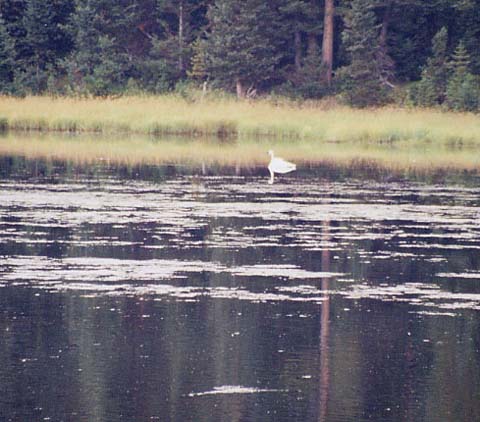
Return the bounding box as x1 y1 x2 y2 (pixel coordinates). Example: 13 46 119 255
1 148 480 421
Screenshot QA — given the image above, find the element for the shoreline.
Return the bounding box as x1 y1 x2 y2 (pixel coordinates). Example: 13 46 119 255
1 95 480 144
1 132 480 180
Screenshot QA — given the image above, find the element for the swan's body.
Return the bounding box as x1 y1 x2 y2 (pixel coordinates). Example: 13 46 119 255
268 150 296 184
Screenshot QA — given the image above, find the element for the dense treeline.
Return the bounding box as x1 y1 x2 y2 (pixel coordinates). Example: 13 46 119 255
0 0 480 109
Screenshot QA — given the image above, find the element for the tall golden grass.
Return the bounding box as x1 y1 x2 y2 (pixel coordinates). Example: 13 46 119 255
1 95 480 143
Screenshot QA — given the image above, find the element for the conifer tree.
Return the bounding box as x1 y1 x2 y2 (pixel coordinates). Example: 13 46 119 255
0 16 15 92
445 41 479 111
138 37 181 92
65 0 137 95
338 0 388 107
188 37 207 81
278 0 312 73
155 0 205 75
0 0 479 102
13 0 72 93
410 27 450 107
203 0 282 98
321 0 335 85
22 0 53 52
449 40 470 75
278 0 330 97
0 0 27 82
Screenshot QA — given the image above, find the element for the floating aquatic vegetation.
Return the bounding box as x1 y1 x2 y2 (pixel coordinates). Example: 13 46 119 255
343 283 480 312
412 311 457 317
229 264 342 279
436 272 480 279
188 385 286 397
2 174 480 313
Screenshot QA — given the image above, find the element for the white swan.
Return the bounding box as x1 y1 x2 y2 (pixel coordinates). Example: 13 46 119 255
268 150 296 184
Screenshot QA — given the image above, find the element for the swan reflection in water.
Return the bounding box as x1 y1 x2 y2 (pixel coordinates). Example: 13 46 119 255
268 150 296 184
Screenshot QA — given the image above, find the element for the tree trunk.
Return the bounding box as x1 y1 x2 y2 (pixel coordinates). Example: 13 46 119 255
236 78 245 98
178 0 184 73
378 0 395 87
307 33 317 56
321 0 334 85
294 30 302 72
380 0 392 50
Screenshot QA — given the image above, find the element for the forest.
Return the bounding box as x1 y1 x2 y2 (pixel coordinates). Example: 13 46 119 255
1 0 480 109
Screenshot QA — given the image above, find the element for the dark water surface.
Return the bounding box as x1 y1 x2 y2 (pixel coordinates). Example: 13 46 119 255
1 158 480 422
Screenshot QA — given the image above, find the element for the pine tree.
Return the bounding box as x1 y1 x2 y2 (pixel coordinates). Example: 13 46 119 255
65 0 137 95
454 0 480 74
0 16 15 92
154 0 205 75
338 0 389 107
449 40 470 75
11 0 73 93
278 0 331 96
137 37 181 93
188 37 207 81
20 0 55 91
445 41 479 111
203 0 282 98
410 27 450 107
287 47 328 98
278 0 312 73
321 0 335 85
0 0 27 74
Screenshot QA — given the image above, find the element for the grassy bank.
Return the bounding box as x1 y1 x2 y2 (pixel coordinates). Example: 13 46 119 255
2 133 480 176
1 95 480 143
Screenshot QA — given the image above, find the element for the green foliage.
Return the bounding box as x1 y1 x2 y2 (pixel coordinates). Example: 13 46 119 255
203 0 282 94
408 36 480 112
445 42 480 111
9 0 73 94
445 72 480 111
337 0 390 107
137 37 181 93
154 0 202 76
22 0 56 66
386 3 429 81
64 0 138 95
454 0 480 74
409 27 450 107
0 16 15 92
278 0 322 46
449 40 470 74
286 49 332 99
1 0 480 108
188 38 207 81
87 36 126 96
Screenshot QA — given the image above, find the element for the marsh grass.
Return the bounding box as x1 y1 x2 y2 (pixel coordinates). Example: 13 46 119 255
2 133 480 176
2 95 480 143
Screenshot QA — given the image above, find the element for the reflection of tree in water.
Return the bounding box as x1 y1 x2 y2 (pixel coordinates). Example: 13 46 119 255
319 219 331 422
3 156 480 421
